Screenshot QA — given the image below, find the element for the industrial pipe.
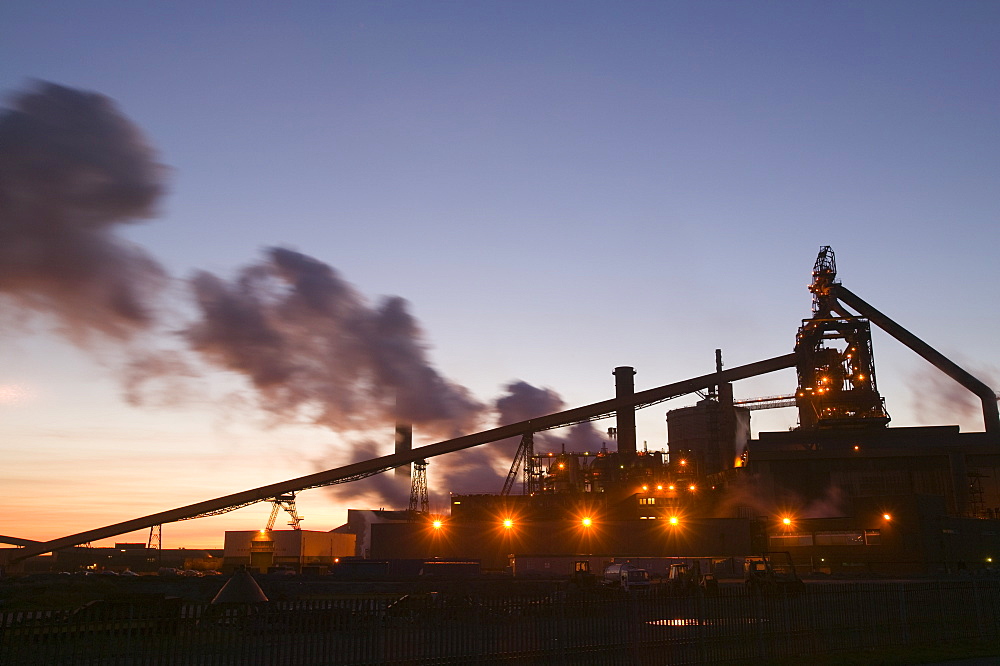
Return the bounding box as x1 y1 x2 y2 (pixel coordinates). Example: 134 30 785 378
834 284 1000 436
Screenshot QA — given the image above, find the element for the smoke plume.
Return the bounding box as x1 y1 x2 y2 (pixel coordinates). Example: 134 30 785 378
185 247 484 434
0 82 167 341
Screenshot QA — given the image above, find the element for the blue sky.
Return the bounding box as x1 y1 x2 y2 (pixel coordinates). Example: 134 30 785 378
2 1 998 547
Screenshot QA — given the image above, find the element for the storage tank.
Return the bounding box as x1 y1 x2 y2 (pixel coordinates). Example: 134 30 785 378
667 399 750 476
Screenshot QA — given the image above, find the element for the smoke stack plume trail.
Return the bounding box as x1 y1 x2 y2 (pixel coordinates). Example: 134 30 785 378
185 247 483 434
0 82 167 341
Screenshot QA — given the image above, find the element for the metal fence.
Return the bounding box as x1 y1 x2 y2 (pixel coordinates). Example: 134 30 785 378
2 580 999 665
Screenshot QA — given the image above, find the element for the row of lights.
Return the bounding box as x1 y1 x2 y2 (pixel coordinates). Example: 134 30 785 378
432 514 687 530
434 513 898 532
640 483 697 492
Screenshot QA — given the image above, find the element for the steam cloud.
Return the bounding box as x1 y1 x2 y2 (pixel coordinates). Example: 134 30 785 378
0 82 167 341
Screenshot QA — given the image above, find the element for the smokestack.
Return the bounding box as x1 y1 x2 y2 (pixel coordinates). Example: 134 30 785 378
613 366 637 458
394 423 413 479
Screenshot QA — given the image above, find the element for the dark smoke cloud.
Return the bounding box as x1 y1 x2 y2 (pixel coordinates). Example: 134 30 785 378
186 247 483 434
319 439 412 509
495 380 606 452
0 82 167 341
496 381 565 424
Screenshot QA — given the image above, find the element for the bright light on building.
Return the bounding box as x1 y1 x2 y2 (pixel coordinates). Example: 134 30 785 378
669 516 679 526
883 513 892 521
668 485 675 491
581 517 593 528
688 484 696 491
782 517 792 526
432 520 443 530
503 518 514 529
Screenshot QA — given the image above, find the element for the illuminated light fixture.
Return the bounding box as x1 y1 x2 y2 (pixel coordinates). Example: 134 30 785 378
259 529 266 535
581 517 593 527
854 445 860 451
987 557 993 563
503 518 514 529
432 520 443 530
558 463 565 469
668 485 675 491
656 485 663 491
782 517 792 526
688 484 696 491
679 460 687 466
883 513 892 521
668 516 679 526
857 374 865 381
642 485 649 491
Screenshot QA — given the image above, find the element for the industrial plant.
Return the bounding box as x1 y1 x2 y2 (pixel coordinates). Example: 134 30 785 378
4 247 999 580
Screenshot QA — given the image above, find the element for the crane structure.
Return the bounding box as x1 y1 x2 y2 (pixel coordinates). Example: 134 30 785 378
265 494 303 531
501 433 536 496
146 524 161 550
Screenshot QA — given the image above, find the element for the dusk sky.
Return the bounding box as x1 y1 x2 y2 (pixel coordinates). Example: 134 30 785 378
2 2 998 549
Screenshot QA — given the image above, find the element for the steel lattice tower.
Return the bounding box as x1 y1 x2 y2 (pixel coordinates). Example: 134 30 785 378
409 460 429 513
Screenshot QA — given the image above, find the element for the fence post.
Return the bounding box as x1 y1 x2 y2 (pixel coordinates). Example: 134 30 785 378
898 582 909 646
971 579 984 640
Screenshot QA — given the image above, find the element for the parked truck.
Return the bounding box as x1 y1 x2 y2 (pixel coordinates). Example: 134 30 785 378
667 561 719 596
602 563 650 592
744 552 805 593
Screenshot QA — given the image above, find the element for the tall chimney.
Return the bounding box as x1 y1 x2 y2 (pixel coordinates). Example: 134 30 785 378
614 366 637 458
394 423 412 479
